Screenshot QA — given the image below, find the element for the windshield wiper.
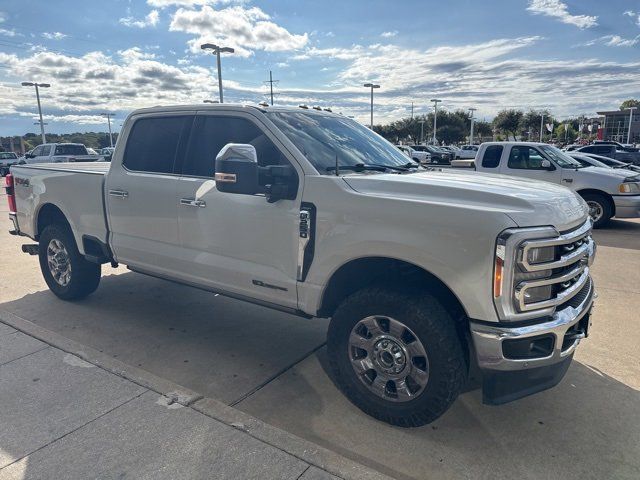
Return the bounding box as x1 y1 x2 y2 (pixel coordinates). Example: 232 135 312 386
326 163 408 173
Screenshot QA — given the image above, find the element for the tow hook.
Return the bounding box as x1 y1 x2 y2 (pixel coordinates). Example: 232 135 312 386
21 244 39 255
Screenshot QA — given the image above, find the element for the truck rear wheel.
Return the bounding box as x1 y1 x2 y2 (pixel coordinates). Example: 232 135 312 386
581 192 612 228
327 286 466 427
38 224 101 300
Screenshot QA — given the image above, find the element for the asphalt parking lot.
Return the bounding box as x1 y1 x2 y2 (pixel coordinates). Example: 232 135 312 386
1 192 639 480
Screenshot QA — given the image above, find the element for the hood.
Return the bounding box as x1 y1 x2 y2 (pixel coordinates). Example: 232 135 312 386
343 170 589 231
579 166 640 181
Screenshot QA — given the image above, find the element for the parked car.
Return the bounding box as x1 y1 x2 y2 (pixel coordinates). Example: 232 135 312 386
0 152 19 176
396 145 431 164
576 144 640 165
22 143 101 164
475 142 640 227
6 104 595 427
593 140 639 153
457 145 478 159
412 145 452 164
440 146 461 158
99 147 115 161
568 152 640 174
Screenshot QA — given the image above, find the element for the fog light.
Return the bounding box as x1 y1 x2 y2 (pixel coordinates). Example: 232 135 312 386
527 246 555 265
523 285 553 304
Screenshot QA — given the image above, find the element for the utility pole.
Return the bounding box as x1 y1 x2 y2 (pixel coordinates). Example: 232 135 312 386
363 83 380 129
468 107 477 145
201 43 235 103
410 102 414 119
540 113 545 142
419 120 425 144
430 99 441 144
101 113 115 147
264 70 279 105
21 82 50 144
626 107 637 144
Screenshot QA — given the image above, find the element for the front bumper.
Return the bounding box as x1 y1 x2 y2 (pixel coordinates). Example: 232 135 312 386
612 194 640 218
470 278 594 404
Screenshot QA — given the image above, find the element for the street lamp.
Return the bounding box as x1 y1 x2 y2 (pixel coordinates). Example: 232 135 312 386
626 107 637 145
430 99 441 144
100 113 115 147
363 83 380 129
468 107 477 145
21 81 50 144
419 119 426 144
201 43 234 103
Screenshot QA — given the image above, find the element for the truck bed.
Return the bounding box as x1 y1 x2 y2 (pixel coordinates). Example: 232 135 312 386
10 162 110 253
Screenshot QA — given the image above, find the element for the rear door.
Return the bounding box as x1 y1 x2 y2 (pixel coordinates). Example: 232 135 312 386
500 145 562 184
105 112 194 276
174 111 302 308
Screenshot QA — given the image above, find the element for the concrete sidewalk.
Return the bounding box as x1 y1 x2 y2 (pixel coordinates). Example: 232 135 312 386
0 317 387 480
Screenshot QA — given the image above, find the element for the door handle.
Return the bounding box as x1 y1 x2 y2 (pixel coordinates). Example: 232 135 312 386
180 198 206 208
108 189 129 198
562 179 573 183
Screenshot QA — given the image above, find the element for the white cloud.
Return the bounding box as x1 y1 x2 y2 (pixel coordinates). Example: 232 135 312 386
147 0 233 7
0 28 17 37
381 31 398 38
42 32 67 40
169 5 308 57
624 10 640 27
119 9 160 28
527 0 598 28
601 35 640 47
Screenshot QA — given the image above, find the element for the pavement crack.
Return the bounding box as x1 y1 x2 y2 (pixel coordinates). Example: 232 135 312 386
0 389 147 471
229 341 326 407
0 345 50 368
296 465 311 479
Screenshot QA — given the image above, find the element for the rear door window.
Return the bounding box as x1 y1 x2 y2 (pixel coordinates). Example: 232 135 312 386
40 145 51 156
480 145 503 168
54 145 87 155
123 116 192 174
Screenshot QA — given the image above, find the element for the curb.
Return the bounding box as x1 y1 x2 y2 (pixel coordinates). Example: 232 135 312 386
0 310 393 480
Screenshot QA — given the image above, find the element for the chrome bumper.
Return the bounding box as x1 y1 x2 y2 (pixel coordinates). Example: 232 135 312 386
8 212 20 235
470 278 594 371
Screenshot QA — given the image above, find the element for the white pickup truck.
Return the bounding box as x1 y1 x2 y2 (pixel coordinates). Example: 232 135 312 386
20 143 101 164
474 142 640 227
6 105 596 427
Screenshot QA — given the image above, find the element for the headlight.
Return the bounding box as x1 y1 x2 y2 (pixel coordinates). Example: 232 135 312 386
618 181 640 194
526 245 555 265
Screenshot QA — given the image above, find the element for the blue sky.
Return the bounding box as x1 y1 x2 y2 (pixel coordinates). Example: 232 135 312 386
0 0 639 134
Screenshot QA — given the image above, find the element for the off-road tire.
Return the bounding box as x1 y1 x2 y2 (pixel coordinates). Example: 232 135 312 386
38 223 101 300
327 286 466 427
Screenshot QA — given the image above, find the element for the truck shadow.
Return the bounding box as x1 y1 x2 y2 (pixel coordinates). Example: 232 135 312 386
593 219 640 251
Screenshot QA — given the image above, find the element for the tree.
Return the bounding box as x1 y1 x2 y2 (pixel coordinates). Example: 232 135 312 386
474 121 493 140
620 99 640 110
493 109 523 140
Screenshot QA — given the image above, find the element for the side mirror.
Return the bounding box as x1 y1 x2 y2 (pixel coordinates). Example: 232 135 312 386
215 143 259 196
541 159 554 170
25 153 33 159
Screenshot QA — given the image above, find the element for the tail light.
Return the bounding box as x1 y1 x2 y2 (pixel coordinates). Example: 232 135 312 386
5 173 16 213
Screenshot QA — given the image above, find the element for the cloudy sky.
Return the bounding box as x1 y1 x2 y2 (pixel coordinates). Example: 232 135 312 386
0 0 639 134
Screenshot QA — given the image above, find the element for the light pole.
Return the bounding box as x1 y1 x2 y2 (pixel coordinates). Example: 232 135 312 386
626 107 637 144
363 83 380 129
430 99 441 144
419 120 425 144
100 113 115 147
468 107 477 144
21 81 50 144
201 43 234 103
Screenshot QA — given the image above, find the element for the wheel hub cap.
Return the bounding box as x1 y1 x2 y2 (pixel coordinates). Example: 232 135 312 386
348 316 429 403
587 201 603 222
47 239 71 287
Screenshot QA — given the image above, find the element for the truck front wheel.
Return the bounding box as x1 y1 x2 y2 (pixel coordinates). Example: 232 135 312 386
580 192 612 228
38 224 101 300
327 286 466 427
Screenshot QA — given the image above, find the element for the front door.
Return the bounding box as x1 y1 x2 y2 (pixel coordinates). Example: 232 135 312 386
105 113 193 276
175 112 302 309
501 145 562 184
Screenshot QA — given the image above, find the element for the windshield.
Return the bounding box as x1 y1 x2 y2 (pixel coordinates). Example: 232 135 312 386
267 112 411 173
54 144 88 155
0 152 17 159
539 145 583 168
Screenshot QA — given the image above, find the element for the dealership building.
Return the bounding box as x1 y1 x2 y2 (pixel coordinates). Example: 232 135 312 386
596 109 639 144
